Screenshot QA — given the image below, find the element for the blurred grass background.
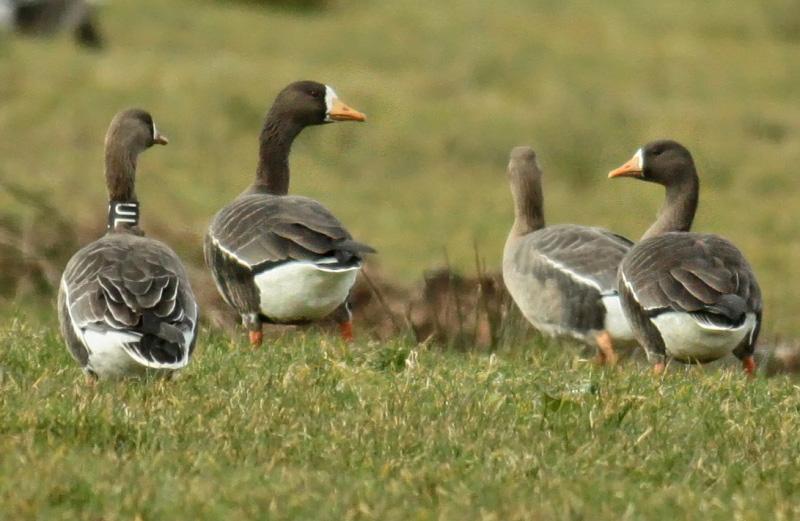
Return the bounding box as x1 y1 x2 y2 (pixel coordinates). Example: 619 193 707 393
1 0 799 335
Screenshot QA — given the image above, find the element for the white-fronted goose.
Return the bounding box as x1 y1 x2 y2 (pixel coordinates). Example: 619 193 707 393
609 140 762 375
205 80 373 346
502 146 634 364
1 0 102 48
58 109 198 379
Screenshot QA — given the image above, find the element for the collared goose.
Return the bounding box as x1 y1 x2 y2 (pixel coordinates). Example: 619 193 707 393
58 109 198 379
205 80 373 346
0 0 102 48
502 146 634 364
609 140 762 375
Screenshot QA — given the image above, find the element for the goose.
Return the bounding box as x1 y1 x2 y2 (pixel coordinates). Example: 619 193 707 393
0 0 102 48
205 80 373 346
58 109 198 379
609 140 762 375
502 146 635 364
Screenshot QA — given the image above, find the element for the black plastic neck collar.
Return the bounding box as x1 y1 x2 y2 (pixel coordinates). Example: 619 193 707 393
107 201 140 230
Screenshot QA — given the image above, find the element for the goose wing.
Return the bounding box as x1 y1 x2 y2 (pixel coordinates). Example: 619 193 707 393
60 235 198 369
206 194 375 271
508 224 632 294
620 232 761 325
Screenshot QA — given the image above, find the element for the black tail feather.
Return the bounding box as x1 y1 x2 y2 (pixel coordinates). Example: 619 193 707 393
336 239 376 255
129 335 184 366
695 294 747 328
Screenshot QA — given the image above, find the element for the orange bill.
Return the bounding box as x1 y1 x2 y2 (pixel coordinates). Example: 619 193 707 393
154 133 169 145
328 98 367 122
608 149 643 178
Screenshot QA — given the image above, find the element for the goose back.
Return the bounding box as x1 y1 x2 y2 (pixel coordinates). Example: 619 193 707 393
59 234 198 377
619 231 762 362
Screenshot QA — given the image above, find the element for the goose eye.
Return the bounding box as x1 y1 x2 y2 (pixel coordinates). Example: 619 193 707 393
310 90 323 99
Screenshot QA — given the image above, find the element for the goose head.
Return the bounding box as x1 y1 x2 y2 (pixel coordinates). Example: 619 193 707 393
104 109 168 204
269 80 366 128
609 139 700 238
608 139 696 186
105 109 168 154
507 146 541 179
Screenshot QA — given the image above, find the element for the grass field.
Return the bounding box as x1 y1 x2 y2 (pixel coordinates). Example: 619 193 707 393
2 0 800 519
2 321 800 520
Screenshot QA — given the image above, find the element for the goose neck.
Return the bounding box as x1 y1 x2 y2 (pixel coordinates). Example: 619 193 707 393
253 113 304 196
510 173 545 237
642 176 699 240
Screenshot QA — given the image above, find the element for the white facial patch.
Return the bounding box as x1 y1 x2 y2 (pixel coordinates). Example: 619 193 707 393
324 85 338 122
152 121 158 140
634 147 644 169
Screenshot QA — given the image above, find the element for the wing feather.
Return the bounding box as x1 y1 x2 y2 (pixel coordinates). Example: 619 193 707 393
208 194 374 268
621 232 761 316
509 224 632 294
60 234 198 370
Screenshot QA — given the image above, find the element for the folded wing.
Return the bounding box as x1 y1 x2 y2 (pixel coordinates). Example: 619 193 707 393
508 224 632 294
207 194 375 270
621 232 761 326
61 236 198 369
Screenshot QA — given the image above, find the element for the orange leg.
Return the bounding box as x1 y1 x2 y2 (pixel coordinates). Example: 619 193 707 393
244 313 263 348
339 321 354 343
653 361 666 376
594 330 618 366
249 330 263 347
742 356 756 378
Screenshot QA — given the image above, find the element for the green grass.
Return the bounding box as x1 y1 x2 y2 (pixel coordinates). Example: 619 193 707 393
2 319 800 520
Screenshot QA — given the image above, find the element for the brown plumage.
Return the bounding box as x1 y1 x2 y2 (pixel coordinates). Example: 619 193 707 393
58 109 197 379
204 81 372 345
610 140 762 375
502 146 634 364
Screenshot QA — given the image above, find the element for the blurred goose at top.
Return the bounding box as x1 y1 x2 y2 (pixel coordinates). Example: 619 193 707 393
502 146 634 364
609 140 762 376
0 0 103 48
58 109 199 379
205 80 373 347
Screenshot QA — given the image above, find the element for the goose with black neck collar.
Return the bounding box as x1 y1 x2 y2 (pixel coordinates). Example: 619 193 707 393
58 109 198 379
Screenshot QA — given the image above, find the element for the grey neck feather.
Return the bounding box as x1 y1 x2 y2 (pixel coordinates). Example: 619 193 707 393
252 113 304 196
642 175 699 240
104 139 139 204
510 172 545 237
